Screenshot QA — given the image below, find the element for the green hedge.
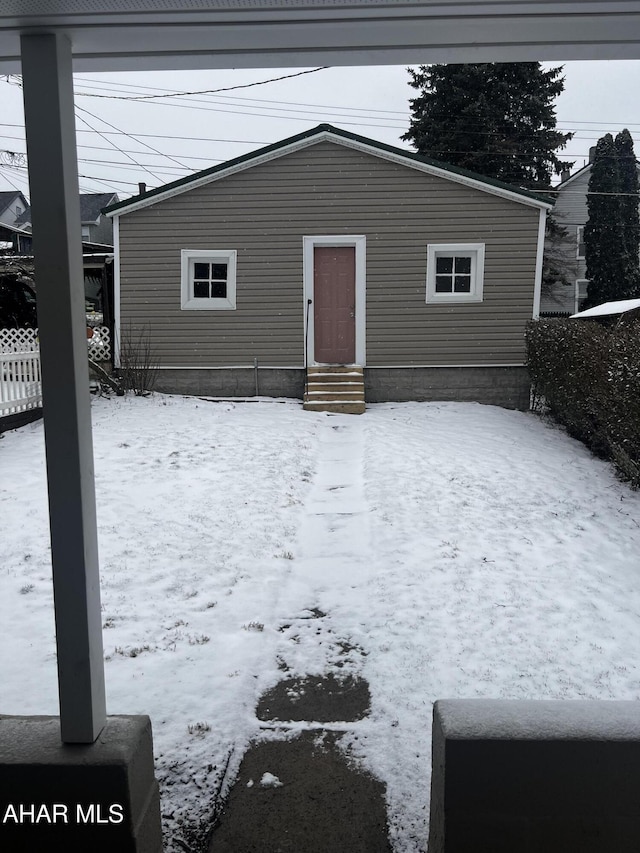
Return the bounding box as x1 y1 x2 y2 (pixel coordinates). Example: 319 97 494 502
525 318 640 488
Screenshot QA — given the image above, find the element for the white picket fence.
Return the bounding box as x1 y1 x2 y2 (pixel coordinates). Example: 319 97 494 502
0 327 111 417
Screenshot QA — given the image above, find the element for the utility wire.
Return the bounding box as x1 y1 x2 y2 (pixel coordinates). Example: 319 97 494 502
74 67 329 101
74 75 406 115
75 103 190 173
0 164 26 193
74 106 165 184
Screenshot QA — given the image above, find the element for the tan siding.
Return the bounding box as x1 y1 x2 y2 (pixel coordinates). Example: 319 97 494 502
118 140 541 367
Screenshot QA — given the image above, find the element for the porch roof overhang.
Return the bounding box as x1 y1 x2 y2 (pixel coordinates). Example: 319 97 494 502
3 0 640 747
2 1 640 75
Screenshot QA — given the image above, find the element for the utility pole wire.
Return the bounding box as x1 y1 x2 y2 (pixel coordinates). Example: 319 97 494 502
74 106 166 185
75 67 329 100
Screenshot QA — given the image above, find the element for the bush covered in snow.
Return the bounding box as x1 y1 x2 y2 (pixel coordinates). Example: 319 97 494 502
526 317 640 487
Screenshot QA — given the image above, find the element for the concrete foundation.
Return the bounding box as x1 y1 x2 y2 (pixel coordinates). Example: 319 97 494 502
153 367 305 399
151 366 530 410
0 715 162 852
428 699 640 853
365 366 530 410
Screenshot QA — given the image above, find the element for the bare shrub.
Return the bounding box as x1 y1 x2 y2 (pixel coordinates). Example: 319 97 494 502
117 323 158 396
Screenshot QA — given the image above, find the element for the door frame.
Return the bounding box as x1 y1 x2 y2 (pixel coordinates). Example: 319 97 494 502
303 234 366 366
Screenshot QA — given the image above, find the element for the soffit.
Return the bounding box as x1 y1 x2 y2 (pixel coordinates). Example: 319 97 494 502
1 2 640 72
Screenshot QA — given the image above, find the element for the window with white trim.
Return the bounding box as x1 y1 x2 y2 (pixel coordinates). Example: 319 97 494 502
576 226 585 259
181 249 237 310
426 243 485 303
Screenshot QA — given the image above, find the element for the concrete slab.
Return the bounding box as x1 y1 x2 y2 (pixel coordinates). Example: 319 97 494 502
208 731 391 853
256 673 371 723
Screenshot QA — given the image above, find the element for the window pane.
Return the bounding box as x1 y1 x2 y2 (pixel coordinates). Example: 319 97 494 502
212 281 227 298
193 280 209 298
193 262 209 279
211 263 227 280
454 276 471 293
435 275 452 293
455 256 471 274
436 256 453 274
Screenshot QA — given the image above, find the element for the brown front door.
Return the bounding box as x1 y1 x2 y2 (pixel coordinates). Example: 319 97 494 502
313 246 356 364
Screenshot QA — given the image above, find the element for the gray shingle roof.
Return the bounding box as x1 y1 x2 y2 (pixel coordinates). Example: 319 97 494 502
80 193 119 223
0 191 26 216
12 193 119 227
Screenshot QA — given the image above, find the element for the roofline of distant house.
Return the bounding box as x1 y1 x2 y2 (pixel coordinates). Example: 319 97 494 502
104 123 554 217
556 158 640 191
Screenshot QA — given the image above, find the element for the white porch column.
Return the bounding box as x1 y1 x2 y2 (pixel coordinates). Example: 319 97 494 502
20 33 106 743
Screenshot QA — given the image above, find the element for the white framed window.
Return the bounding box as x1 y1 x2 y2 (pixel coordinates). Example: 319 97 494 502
426 243 485 304
81 225 91 240
576 226 585 259
575 279 589 313
180 249 237 310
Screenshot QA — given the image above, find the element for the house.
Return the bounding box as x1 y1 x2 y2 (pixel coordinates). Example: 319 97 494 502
105 124 552 411
0 191 29 228
3 192 119 331
541 158 640 316
15 192 119 246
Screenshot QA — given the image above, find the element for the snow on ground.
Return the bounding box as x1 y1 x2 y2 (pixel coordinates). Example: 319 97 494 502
2 394 640 851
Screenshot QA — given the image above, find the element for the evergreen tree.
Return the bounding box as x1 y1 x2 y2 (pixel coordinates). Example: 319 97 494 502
403 63 573 187
616 128 640 296
542 214 576 295
584 130 640 307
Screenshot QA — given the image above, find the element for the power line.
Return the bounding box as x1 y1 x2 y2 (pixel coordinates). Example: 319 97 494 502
76 104 191 172
74 106 166 185
74 67 329 101
73 79 407 120
73 74 407 116
0 164 27 193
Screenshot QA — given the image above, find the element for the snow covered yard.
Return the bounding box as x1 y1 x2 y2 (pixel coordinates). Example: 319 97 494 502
2 394 640 852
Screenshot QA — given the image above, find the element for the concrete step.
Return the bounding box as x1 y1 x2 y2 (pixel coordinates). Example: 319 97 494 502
306 376 364 385
303 399 366 414
307 365 363 375
304 366 366 414
306 382 364 396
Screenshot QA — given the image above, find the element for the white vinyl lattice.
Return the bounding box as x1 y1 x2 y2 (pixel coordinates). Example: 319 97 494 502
0 327 111 416
0 327 39 353
87 327 111 362
0 326 111 360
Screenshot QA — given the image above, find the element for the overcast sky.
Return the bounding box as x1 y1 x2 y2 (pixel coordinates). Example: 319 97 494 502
1 59 639 201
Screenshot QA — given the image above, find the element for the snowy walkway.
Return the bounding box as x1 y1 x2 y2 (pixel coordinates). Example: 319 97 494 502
295 416 371 596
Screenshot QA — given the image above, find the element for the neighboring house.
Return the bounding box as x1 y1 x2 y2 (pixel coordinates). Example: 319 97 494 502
0 191 29 228
0 221 32 254
105 124 552 410
15 192 119 246
541 159 640 316
80 193 119 244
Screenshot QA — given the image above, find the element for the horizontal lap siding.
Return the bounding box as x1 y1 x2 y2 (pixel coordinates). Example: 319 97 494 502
118 141 540 367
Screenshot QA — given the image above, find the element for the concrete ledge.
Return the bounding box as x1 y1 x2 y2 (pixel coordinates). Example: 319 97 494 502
428 699 640 853
365 366 530 410
0 715 162 852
